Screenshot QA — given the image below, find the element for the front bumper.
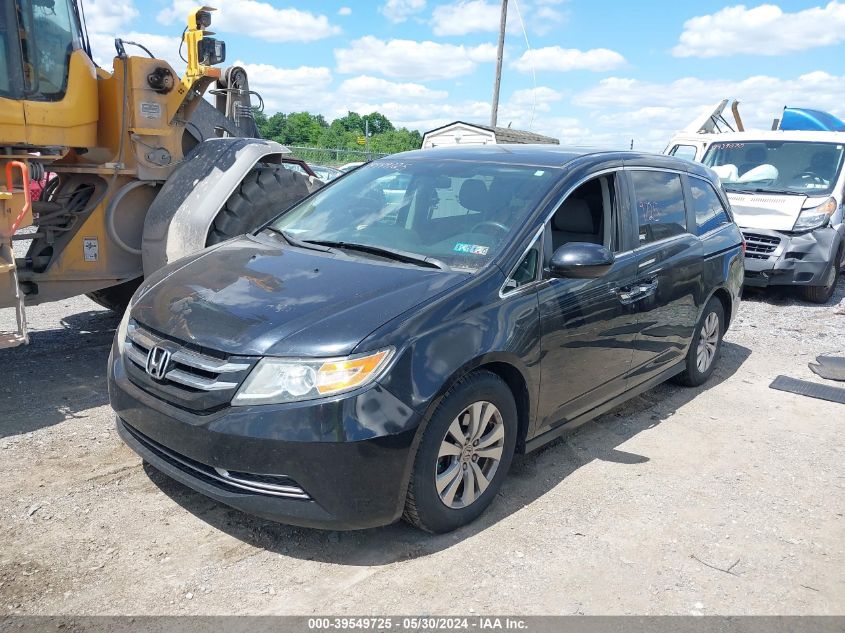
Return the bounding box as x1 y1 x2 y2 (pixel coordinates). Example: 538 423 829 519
742 227 839 287
109 347 421 530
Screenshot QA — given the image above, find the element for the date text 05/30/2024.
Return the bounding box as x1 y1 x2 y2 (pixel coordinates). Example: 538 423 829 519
306 617 529 630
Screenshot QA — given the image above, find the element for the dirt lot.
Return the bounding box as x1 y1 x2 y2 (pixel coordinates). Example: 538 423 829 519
1 280 843 616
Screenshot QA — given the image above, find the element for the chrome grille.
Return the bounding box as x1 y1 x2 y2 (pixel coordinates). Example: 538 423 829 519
123 321 255 412
125 322 248 391
743 232 781 260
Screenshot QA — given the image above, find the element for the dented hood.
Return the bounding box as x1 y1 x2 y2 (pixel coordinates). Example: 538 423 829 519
727 191 809 231
130 234 466 357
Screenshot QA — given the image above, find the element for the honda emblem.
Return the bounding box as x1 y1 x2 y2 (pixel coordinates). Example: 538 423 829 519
145 346 172 380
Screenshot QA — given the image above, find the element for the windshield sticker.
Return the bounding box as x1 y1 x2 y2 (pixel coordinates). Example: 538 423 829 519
534 170 545 176
366 160 409 171
454 243 489 255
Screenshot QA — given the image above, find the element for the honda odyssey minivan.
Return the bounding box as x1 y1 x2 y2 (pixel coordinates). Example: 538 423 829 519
109 146 743 533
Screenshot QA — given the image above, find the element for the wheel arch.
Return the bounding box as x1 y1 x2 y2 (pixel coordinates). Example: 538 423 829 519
141 138 289 276
412 353 534 455
710 286 734 330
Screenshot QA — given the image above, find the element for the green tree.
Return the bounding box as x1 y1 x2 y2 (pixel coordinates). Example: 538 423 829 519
369 128 422 154
362 112 394 135
252 108 268 135
256 112 288 142
283 112 328 145
333 111 364 133
251 109 421 156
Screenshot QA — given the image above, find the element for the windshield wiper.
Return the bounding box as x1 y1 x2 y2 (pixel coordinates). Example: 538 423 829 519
303 240 450 270
263 227 334 252
725 186 801 196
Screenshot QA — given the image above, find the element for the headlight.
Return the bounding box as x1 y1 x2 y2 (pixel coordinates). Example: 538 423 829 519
793 197 837 232
116 309 131 354
232 348 395 406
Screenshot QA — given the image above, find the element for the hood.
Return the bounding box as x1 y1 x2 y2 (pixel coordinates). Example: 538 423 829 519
131 234 467 357
726 191 809 231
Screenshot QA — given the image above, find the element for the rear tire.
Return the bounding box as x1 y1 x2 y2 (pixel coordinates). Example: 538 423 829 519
206 165 318 246
85 278 143 314
403 371 517 533
673 297 725 388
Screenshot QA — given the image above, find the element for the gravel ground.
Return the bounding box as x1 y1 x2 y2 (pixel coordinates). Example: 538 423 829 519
0 279 843 616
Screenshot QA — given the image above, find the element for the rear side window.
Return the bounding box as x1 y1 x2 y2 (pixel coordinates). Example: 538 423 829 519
690 178 731 235
630 170 688 245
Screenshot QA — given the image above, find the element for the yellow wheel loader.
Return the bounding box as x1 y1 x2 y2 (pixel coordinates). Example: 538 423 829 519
0 1 320 347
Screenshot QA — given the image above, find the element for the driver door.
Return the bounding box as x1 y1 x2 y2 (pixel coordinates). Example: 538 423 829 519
535 170 644 433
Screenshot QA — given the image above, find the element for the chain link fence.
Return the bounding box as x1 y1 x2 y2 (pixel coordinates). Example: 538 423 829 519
285 146 389 167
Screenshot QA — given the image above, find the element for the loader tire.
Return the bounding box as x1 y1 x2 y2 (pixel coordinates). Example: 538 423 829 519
85 278 143 314
206 165 318 245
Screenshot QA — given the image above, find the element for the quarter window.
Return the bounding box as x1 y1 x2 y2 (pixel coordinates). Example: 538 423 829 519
503 243 540 293
690 178 731 235
630 170 688 245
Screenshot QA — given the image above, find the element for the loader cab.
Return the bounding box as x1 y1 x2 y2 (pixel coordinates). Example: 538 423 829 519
1 0 87 101
0 0 98 148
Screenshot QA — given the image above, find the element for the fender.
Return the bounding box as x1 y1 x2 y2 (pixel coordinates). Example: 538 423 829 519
141 138 288 275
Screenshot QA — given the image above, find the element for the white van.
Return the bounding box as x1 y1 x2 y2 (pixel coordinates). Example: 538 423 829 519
665 101 845 302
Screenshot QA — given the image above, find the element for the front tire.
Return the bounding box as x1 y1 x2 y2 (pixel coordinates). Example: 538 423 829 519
403 371 517 533
802 249 841 304
207 165 317 246
673 297 725 387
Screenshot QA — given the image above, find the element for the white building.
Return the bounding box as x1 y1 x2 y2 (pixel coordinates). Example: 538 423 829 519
422 121 559 149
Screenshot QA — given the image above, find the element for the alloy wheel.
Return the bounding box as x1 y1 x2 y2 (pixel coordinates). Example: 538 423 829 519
435 401 505 509
696 312 720 373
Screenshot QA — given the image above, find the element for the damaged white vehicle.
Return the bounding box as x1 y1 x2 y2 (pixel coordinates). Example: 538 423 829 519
666 101 845 303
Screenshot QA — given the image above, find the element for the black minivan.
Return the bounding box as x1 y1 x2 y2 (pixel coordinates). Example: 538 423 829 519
109 146 744 533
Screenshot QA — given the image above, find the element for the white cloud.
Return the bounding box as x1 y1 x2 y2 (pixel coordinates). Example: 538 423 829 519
380 0 427 23
81 1 138 33
571 71 845 150
674 1 845 58
512 47 626 73
76 0 174 70
429 0 567 37
235 62 334 112
335 37 496 81
431 0 501 36
345 87 567 137
88 32 183 69
157 0 340 43
530 3 568 36
338 7 352 16
338 76 448 102
507 86 563 113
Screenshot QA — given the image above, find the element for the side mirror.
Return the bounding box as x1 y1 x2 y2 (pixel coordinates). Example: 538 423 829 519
548 242 614 279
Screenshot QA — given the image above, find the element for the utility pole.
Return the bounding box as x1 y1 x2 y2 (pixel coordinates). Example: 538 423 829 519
365 118 370 160
490 0 508 128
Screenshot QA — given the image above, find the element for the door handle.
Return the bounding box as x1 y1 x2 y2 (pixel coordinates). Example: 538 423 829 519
617 277 658 304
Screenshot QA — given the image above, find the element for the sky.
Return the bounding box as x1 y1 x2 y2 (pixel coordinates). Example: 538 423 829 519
80 0 845 150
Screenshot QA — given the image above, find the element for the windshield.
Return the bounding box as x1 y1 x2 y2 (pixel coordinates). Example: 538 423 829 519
703 140 845 196
2 0 85 101
271 158 560 271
